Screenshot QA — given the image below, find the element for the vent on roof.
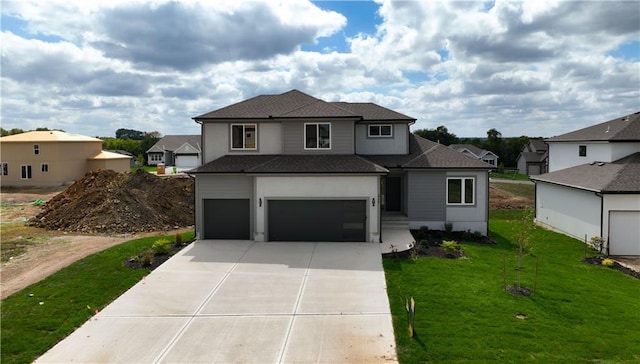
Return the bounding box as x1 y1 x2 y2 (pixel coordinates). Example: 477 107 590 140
597 162 605 166
589 161 596 165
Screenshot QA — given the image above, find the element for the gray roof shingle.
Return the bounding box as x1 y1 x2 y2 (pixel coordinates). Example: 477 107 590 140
330 102 415 121
546 111 640 142
147 135 200 153
531 152 640 193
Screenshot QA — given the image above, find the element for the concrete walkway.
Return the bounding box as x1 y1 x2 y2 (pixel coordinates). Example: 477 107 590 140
36 241 397 363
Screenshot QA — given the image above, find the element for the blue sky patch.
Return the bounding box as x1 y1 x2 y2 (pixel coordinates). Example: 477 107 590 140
1 14 66 43
607 40 640 61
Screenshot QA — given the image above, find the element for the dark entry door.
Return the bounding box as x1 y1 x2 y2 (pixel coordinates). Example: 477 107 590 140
203 199 250 239
268 200 366 242
385 176 401 212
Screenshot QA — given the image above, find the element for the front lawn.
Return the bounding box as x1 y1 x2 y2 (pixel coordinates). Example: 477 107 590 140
0 232 194 364
384 211 640 363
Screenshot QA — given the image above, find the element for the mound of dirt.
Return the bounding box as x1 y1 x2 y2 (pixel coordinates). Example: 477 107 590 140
489 185 533 210
30 170 194 234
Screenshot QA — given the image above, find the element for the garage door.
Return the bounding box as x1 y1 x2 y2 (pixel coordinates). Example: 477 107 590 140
609 211 640 256
203 199 250 239
176 155 199 168
268 200 366 242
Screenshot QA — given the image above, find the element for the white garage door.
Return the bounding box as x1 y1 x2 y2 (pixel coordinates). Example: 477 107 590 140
175 155 199 168
609 211 640 256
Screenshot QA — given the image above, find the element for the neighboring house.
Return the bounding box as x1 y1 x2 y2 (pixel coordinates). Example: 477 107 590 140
449 144 499 166
516 138 548 175
146 135 201 168
531 111 640 256
189 90 493 243
0 130 131 187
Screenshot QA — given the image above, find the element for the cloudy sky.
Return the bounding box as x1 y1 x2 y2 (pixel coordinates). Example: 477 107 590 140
2 0 639 138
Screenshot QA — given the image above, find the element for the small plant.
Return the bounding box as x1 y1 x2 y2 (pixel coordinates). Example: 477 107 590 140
602 258 615 267
175 233 183 246
419 239 429 247
140 250 154 267
442 240 459 254
151 239 171 254
589 236 605 254
409 242 419 261
444 222 453 233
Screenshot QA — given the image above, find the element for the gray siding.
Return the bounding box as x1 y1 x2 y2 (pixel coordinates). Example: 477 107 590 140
407 171 446 220
355 123 410 155
195 175 253 238
282 120 354 154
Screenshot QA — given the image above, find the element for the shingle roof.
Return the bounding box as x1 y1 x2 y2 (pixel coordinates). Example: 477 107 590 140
518 151 547 163
365 135 494 169
449 144 488 157
190 154 388 174
147 135 200 153
528 138 548 152
0 130 101 142
531 152 640 193
193 90 415 122
546 111 640 142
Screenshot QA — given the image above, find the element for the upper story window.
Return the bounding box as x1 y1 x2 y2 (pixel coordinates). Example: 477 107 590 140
1 162 7 176
305 123 331 149
33 144 40 155
447 177 475 205
231 124 257 150
368 124 392 137
579 145 587 157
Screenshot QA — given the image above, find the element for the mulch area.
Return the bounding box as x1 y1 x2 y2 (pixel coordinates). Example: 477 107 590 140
123 241 191 270
382 229 495 259
583 257 640 280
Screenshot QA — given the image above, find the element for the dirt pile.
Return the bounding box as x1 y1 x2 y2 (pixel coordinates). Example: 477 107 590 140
30 170 194 234
489 185 533 210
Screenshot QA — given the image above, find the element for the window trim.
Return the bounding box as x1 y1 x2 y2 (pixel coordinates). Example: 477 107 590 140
33 144 40 155
230 123 258 150
41 163 49 173
304 122 332 150
446 177 475 206
578 145 587 157
1 162 7 176
368 124 393 138
21 165 32 179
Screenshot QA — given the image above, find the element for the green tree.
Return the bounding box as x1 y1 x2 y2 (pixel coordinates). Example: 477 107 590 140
414 125 459 145
115 128 145 140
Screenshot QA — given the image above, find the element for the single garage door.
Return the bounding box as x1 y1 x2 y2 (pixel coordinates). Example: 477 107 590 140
268 200 366 242
176 155 199 168
203 199 250 239
609 211 640 255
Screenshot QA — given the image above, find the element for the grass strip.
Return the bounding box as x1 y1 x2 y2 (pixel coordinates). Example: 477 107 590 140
0 231 194 364
384 211 640 363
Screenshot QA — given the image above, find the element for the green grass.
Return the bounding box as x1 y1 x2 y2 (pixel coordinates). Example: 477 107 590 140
491 181 535 200
384 211 640 363
490 171 531 180
130 166 156 172
0 232 194 364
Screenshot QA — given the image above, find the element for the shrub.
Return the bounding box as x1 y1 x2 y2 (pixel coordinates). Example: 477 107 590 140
140 250 154 267
419 239 429 247
175 233 183 246
444 222 453 233
442 240 459 254
602 258 615 267
589 236 605 253
151 239 171 254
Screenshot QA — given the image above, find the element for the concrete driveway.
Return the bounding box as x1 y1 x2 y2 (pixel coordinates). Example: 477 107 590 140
36 241 397 363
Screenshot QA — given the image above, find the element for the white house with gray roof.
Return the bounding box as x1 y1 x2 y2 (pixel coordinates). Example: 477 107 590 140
146 135 201 168
450 144 499 166
189 90 493 243
531 111 640 256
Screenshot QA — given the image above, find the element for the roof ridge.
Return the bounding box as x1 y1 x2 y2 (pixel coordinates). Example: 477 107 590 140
353 154 386 172
401 137 440 167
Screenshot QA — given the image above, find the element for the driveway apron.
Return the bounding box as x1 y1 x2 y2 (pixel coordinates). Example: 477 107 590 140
35 241 397 363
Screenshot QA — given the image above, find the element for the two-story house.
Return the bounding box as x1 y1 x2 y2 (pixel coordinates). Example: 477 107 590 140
449 144 499 166
531 111 640 256
189 90 492 243
516 138 548 175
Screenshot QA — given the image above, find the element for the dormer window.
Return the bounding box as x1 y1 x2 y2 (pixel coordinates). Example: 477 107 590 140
33 144 40 155
368 124 392 137
231 124 257 150
305 123 331 149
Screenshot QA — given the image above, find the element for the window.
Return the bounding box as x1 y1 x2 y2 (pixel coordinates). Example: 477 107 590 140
305 123 331 149
41 163 49 173
447 177 475 205
231 124 257 150
1 162 7 176
150 154 163 162
33 144 40 155
368 124 393 137
579 145 587 157
21 165 32 179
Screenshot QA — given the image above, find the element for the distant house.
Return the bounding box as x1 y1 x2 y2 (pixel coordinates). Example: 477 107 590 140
146 135 201 168
516 138 548 175
0 131 131 187
531 111 640 256
449 144 499 166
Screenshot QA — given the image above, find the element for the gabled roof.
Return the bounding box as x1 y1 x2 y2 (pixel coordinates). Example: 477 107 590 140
546 111 640 142
449 144 497 159
518 151 548 163
366 135 494 169
90 151 133 160
0 130 101 143
189 154 388 174
193 90 415 122
527 138 548 152
531 152 640 193
147 135 200 153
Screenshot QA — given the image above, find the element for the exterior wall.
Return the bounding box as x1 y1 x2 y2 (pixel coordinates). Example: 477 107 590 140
517 156 526 174
87 159 130 173
0 141 102 186
547 142 640 172
355 123 409 155
602 194 640 253
535 182 601 241
202 122 282 163
482 155 498 166
194 175 254 239
445 170 489 235
610 142 640 161
255 175 380 242
282 120 354 154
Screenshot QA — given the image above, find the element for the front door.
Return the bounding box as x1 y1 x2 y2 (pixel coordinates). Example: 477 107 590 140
385 176 401 212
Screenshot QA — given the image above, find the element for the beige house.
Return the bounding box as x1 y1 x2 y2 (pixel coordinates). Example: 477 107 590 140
0 131 131 187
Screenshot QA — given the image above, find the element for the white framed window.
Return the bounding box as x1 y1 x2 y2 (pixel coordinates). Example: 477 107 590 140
150 154 163 162
21 165 32 179
41 163 49 172
1 162 7 176
447 177 475 205
304 123 331 149
231 124 257 150
368 124 393 137
579 145 587 157
33 144 40 155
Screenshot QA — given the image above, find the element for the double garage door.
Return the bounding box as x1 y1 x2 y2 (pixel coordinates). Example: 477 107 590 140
203 199 366 242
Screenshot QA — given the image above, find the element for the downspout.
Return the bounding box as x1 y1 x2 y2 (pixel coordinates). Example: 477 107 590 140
192 118 204 240
596 192 605 254
486 170 490 236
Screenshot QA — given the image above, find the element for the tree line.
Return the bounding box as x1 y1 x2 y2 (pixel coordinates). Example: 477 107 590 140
414 125 534 168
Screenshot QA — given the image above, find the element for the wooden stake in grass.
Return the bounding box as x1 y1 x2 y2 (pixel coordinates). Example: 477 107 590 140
533 257 540 296
502 254 507 291
406 296 416 337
